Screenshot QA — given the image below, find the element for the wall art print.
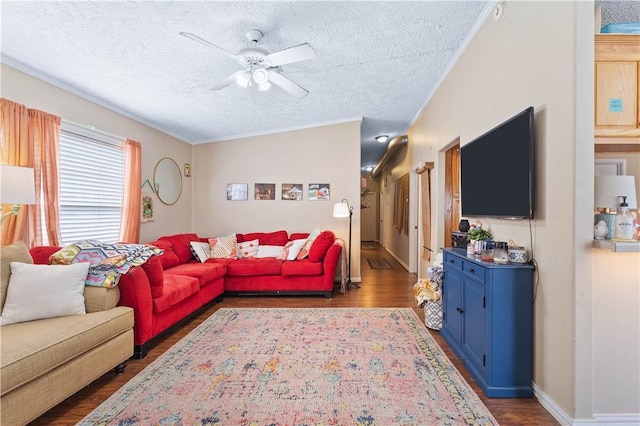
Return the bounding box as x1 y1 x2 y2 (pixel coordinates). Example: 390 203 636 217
227 183 248 201
141 192 154 222
255 183 276 200
281 183 303 201
308 183 330 200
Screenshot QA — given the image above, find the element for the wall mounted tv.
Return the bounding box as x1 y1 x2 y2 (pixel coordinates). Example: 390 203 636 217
460 106 535 219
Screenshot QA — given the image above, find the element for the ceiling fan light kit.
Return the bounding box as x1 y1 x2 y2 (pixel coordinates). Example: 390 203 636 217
181 29 315 98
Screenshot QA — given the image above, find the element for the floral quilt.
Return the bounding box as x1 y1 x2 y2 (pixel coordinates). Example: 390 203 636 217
50 240 162 288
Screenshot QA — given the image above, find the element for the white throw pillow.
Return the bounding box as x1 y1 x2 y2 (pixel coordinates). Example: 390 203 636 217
0 262 90 326
256 245 285 259
190 241 211 263
237 239 259 259
279 239 307 261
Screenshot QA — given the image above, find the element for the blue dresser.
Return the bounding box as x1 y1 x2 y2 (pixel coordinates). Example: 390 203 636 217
441 248 534 397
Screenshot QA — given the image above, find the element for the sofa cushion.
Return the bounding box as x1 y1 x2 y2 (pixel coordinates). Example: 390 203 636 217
289 232 310 241
164 262 226 287
309 230 336 262
281 259 323 276
208 234 237 259
0 241 33 310
237 230 288 246
278 239 307 260
1 262 90 326
29 245 58 265
0 306 133 395
237 239 259 258
147 240 181 270
141 255 164 298
152 274 199 313
159 233 199 264
227 258 283 276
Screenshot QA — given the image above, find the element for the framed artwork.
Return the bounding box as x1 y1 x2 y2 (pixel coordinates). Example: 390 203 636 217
227 183 248 201
595 159 626 176
309 183 330 200
141 193 154 222
184 163 191 177
255 183 276 200
281 183 303 200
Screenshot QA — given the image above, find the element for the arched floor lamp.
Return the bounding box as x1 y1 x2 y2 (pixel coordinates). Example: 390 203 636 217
333 198 360 289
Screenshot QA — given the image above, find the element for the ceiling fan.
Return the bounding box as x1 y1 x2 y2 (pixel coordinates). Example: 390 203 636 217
180 30 316 98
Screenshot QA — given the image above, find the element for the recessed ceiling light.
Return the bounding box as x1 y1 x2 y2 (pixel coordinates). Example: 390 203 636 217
375 135 389 143
365 166 374 171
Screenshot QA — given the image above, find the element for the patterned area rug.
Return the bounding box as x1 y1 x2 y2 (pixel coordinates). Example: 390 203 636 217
367 257 394 269
80 308 497 425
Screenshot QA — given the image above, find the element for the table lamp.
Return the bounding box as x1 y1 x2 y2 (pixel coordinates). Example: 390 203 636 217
0 165 36 224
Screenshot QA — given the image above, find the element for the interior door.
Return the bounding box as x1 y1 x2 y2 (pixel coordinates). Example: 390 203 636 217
361 192 377 241
444 143 461 247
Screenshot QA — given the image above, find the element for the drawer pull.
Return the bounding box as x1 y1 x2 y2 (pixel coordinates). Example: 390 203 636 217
456 307 464 314
469 268 475 274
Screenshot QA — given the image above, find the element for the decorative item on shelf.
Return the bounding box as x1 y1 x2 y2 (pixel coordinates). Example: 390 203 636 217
595 175 637 240
451 232 468 248
594 220 608 240
458 219 470 232
466 223 492 259
333 198 359 289
493 241 509 264
0 164 36 224
508 240 529 264
614 196 636 241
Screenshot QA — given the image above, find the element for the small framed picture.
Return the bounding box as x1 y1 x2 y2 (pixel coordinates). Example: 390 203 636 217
281 183 303 200
255 183 276 200
227 183 248 201
184 163 191 177
309 183 330 200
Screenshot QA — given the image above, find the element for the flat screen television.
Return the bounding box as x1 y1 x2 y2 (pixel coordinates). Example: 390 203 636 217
460 106 535 219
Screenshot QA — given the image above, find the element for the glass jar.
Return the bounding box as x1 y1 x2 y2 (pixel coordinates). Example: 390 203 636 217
493 241 509 264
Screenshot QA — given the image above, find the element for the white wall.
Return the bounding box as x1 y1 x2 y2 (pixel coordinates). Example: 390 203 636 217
191 121 362 281
378 0 640 421
1 64 193 243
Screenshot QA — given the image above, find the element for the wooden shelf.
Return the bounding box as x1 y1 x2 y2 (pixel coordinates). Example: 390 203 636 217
593 239 640 252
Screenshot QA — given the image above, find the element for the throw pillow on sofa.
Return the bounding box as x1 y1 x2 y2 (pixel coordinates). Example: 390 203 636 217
209 234 237 259
0 261 90 325
278 239 307 260
237 239 259 258
189 241 212 263
256 245 285 258
296 228 321 260
141 255 164 298
159 233 200 264
147 240 181 269
309 230 336 262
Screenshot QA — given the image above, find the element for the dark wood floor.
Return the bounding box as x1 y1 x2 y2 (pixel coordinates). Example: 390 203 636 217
31 243 558 425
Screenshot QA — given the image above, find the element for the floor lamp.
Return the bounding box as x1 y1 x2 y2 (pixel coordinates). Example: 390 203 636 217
0 165 36 224
333 198 359 289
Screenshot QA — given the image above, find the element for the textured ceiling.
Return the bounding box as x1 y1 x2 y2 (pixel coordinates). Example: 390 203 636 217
1 1 638 173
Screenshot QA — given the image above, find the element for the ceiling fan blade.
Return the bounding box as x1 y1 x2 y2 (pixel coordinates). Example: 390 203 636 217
268 72 309 98
264 43 316 67
211 71 246 91
180 32 238 61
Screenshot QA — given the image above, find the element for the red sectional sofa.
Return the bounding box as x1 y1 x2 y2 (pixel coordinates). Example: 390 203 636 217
30 230 341 359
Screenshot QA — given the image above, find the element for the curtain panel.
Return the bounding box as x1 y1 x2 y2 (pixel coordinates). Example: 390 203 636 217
119 139 142 243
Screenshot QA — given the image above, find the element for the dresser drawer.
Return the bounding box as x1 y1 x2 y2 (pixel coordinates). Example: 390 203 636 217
444 252 463 271
462 261 486 282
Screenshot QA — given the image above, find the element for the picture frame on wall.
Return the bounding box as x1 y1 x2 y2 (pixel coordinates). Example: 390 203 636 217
255 183 276 200
308 183 330 200
227 183 248 201
282 183 303 200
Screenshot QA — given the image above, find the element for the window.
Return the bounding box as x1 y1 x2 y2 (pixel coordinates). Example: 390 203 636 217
58 123 124 244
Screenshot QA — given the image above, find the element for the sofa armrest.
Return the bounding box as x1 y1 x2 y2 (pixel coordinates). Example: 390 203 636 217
117 266 154 345
84 286 120 313
321 242 342 288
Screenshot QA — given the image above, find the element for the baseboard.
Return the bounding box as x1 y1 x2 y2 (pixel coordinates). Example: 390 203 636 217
533 382 640 425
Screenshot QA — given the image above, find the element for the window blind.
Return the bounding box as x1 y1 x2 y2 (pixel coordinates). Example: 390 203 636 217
59 130 124 244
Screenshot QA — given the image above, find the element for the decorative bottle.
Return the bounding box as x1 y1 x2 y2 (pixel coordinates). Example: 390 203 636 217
614 196 634 240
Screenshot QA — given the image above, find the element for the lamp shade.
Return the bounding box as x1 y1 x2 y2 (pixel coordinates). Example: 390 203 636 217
595 175 638 210
333 202 350 218
0 165 36 205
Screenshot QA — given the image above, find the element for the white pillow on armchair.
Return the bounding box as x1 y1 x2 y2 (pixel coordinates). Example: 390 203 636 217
0 262 89 326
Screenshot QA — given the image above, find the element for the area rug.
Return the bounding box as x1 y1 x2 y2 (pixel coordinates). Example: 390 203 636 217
367 257 394 269
79 308 497 425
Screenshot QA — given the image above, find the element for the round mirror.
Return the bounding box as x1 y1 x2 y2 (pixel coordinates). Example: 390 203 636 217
153 157 182 205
